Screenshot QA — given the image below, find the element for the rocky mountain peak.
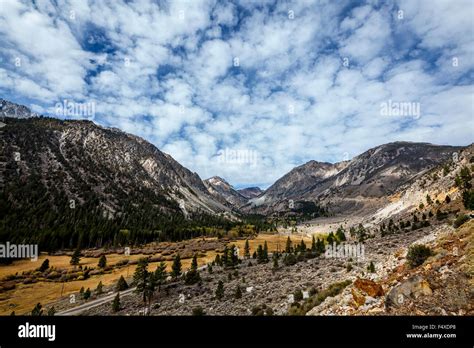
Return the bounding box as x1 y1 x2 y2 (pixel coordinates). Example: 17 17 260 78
0 98 38 119
204 176 248 208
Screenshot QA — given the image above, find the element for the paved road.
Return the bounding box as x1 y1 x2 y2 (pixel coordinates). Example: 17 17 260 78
56 287 137 316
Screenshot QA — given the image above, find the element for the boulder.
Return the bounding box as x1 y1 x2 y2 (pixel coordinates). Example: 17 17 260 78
411 278 432 298
354 278 384 297
386 275 432 308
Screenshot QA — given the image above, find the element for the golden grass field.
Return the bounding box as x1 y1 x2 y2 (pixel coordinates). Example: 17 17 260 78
0 233 318 315
231 233 313 255
0 249 218 315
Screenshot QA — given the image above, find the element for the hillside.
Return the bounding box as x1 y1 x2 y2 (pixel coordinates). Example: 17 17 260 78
0 111 233 250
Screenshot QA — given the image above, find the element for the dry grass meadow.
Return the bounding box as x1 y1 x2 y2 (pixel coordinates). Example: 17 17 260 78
0 232 321 315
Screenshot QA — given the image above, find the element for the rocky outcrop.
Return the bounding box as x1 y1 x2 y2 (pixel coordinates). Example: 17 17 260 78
354 278 384 297
385 275 432 308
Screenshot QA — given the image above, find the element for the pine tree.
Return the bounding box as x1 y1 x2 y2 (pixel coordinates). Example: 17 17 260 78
171 254 182 279
235 285 242 299
263 241 269 262
185 254 201 285
116 275 129 291
462 189 474 209
215 280 224 300
96 281 103 295
221 246 229 266
133 258 157 309
273 256 279 271
38 259 49 272
244 240 250 259
70 249 81 267
285 236 292 253
208 264 213 274
311 235 316 252
83 288 91 300
47 307 55 316
31 303 43 316
191 253 198 270
336 226 346 241
112 293 120 312
144 274 156 310
214 254 221 266
327 232 335 245
356 224 367 241
316 238 325 254
98 255 107 268
443 164 450 176
154 261 167 291
299 239 306 252
350 226 356 237
230 244 239 267
426 194 433 205
367 261 375 273
256 244 264 263
79 286 84 298
133 258 151 304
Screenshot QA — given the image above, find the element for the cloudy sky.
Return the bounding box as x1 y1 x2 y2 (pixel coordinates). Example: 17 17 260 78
0 0 473 188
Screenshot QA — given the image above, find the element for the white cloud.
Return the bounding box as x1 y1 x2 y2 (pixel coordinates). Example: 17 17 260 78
339 7 392 64
0 0 472 188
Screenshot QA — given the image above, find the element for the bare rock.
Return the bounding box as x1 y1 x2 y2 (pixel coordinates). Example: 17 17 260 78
351 288 366 307
386 275 432 308
354 278 384 297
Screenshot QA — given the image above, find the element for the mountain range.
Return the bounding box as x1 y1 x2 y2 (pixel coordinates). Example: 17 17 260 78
244 142 462 216
0 98 469 247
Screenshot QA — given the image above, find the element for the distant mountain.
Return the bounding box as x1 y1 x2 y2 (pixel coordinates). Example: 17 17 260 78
257 160 349 202
204 176 248 208
245 142 464 215
237 187 263 199
0 98 38 119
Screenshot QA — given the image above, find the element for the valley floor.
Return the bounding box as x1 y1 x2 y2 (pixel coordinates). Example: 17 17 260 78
1 217 472 316
59 221 473 316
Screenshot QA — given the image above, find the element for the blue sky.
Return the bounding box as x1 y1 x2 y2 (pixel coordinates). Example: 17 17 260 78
0 0 473 189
